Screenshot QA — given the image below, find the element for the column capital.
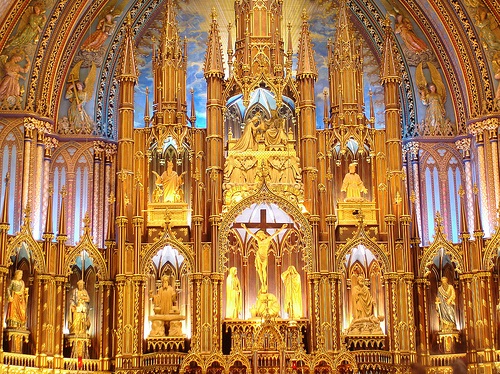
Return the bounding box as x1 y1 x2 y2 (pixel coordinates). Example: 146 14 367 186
455 137 471 159
44 137 59 157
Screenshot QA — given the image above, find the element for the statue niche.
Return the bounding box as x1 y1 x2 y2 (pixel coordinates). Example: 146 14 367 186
147 245 188 349
337 161 377 225
225 203 305 323
147 149 190 227
344 247 385 340
149 275 185 338
223 103 303 207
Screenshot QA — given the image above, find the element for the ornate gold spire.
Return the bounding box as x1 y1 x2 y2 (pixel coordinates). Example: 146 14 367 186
296 9 318 79
233 0 285 77
203 8 225 78
43 185 53 237
456 186 468 237
332 1 359 71
57 186 67 238
472 184 484 235
161 0 181 58
118 13 138 82
381 15 401 84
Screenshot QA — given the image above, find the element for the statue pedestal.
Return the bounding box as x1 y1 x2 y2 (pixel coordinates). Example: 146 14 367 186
345 316 385 349
147 202 189 227
66 334 91 359
437 330 459 353
147 313 186 351
148 313 186 338
337 201 377 225
4 328 29 353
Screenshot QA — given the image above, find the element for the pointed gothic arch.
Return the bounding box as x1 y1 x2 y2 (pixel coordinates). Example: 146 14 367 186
219 184 313 274
140 225 194 275
5 225 46 273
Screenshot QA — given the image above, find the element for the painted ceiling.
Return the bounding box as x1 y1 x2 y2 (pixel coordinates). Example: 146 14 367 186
0 0 499 137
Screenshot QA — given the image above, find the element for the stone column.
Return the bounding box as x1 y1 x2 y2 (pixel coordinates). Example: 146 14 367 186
455 138 474 235
92 141 105 246
21 119 35 215
41 137 58 236
468 122 490 235
486 121 500 210
32 121 51 239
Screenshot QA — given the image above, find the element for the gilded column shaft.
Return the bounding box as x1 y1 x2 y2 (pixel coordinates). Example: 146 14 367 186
53 276 66 369
473 131 490 234
413 280 429 363
33 132 45 239
487 129 500 209
92 143 104 246
21 123 34 213
0 266 9 352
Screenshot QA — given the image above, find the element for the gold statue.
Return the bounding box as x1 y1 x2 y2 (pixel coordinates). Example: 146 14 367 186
347 275 383 335
225 267 242 319
232 113 264 152
153 275 177 315
242 223 287 294
6 270 29 329
435 276 457 332
281 265 302 319
341 163 368 202
69 280 91 335
154 161 186 203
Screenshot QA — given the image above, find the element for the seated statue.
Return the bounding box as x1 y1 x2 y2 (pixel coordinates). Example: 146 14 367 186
263 110 287 148
154 161 186 203
341 163 368 202
153 275 177 315
281 265 302 319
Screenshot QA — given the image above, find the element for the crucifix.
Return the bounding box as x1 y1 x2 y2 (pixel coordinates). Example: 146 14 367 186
236 209 288 294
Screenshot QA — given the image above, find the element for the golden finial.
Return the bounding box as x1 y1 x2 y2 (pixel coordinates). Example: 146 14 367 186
410 190 416 203
60 185 67 198
435 211 443 227
48 184 53 197
23 202 31 218
301 9 309 22
395 191 402 205
108 192 116 205
125 11 133 27
458 186 465 197
211 7 217 21
383 14 391 28
117 170 128 182
83 212 91 228
124 193 130 206
472 184 479 195
4 172 9 184
163 208 172 228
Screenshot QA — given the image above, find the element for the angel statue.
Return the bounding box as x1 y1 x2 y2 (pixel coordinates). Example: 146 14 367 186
0 53 31 108
416 62 453 136
63 61 97 134
81 8 120 53
6 2 46 51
